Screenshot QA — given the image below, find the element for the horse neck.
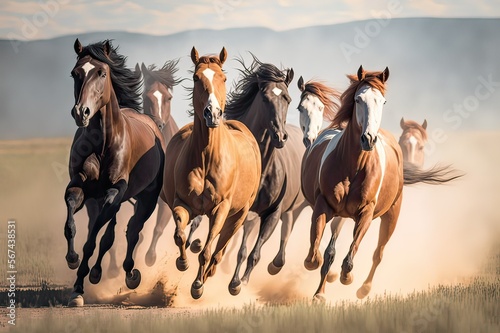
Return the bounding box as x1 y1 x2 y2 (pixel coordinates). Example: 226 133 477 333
191 111 225 154
338 114 371 170
99 88 125 148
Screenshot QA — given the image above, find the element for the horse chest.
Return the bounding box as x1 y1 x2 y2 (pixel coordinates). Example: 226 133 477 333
185 168 222 212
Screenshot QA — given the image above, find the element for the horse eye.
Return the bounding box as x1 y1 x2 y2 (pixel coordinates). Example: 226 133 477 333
355 97 361 103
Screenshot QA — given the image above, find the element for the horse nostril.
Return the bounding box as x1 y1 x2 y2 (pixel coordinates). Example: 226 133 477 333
83 108 90 117
283 132 288 141
273 133 279 140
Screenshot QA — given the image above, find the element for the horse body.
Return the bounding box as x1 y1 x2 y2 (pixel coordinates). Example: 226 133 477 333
161 47 261 299
222 57 309 294
64 39 165 306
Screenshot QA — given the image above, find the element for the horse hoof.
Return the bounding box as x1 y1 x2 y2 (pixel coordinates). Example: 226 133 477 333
304 258 321 271
228 281 241 296
326 271 339 283
89 266 102 284
189 239 202 254
66 255 80 270
267 261 283 275
356 283 372 299
191 280 204 299
68 293 84 307
145 251 157 267
340 272 353 285
313 293 327 303
125 269 141 289
176 257 189 271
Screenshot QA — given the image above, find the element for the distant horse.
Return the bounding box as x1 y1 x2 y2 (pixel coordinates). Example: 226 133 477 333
224 56 308 295
64 39 165 306
160 47 261 299
399 117 428 168
137 61 203 266
302 66 461 301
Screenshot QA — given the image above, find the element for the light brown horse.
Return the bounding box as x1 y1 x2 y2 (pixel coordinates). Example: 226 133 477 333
160 47 261 299
303 66 461 301
137 61 203 266
399 117 428 168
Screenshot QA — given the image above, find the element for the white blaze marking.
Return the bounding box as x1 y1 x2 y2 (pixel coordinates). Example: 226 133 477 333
300 95 324 142
202 68 221 110
82 62 95 76
408 135 417 163
272 87 282 96
153 90 163 118
374 136 386 202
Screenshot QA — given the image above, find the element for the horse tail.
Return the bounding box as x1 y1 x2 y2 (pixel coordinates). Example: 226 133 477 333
403 163 464 185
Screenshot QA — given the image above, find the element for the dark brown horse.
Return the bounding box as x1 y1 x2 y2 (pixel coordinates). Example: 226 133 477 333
223 56 308 295
399 117 428 168
302 66 461 301
137 61 203 266
160 47 261 299
64 39 165 306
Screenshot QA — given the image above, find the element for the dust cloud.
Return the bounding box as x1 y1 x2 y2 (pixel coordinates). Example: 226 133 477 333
0 131 498 308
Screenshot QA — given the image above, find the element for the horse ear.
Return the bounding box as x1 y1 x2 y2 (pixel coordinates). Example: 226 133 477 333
104 40 111 57
191 47 199 65
400 117 405 129
379 67 390 83
141 62 148 74
357 65 365 81
219 47 227 65
297 76 305 92
135 63 141 74
422 119 428 129
74 38 82 55
285 68 294 87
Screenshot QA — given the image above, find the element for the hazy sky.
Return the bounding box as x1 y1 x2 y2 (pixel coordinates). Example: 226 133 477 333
1 0 499 40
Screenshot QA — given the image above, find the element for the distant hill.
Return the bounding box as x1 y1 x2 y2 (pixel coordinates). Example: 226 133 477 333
0 18 499 140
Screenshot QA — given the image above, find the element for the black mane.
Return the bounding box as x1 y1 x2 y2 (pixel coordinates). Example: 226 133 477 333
144 59 182 89
78 40 142 112
226 54 288 120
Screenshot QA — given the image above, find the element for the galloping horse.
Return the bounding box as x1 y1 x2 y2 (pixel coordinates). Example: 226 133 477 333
224 56 308 295
64 39 165 306
399 117 428 168
161 47 261 299
302 66 461 301
137 61 203 266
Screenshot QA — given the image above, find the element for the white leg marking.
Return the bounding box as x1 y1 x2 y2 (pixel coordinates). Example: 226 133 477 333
153 90 163 118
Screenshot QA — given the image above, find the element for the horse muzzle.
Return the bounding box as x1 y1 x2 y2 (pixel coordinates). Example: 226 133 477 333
361 132 377 151
204 105 222 128
271 130 288 149
72 105 91 128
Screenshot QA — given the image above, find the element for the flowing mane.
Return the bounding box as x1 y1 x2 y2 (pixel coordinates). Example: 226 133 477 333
329 71 387 129
144 59 182 89
226 54 289 120
401 120 428 141
77 40 142 112
301 80 341 122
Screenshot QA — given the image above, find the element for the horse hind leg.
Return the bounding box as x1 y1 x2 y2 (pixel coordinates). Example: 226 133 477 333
304 194 333 271
89 214 118 284
356 197 401 299
228 212 259 295
145 199 171 266
186 215 203 253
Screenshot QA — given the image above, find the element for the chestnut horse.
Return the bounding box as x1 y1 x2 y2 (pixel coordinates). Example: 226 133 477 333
224 56 309 295
64 39 165 306
161 47 261 299
137 61 203 266
399 117 428 168
302 66 461 301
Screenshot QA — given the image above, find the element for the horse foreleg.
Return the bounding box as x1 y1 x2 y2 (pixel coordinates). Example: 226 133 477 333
64 182 86 270
186 215 203 253
145 199 171 266
241 207 281 285
172 200 192 271
305 194 333 271
313 216 345 302
191 200 230 299
357 197 401 299
228 212 259 295
89 215 117 284
340 205 375 286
